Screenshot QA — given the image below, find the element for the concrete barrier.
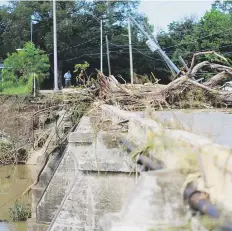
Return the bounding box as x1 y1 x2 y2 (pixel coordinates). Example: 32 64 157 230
99 170 189 231
100 104 232 214
30 104 232 231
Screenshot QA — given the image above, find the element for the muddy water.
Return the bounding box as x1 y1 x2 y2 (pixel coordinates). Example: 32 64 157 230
153 109 232 147
0 165 34 231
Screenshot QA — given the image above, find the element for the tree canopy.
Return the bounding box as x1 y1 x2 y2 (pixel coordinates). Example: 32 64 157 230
0 0 232 88
158 1 232 70
1 42 49 93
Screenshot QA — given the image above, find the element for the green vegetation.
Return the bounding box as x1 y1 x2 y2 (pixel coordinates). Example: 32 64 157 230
9 200 31 221
158 1 232 76
1 42 49 95
70 101 91 125
0 139 13 163
74 61 90 86
74 61 90 74
0 0 165 83
0 85 28 95
0 1 231 85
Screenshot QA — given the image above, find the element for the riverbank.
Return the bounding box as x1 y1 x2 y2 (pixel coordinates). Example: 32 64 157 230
0 94 66 230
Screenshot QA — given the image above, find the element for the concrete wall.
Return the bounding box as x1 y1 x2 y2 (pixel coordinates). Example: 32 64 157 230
99 170 189 231
31 114 137 231
49 173 135 231
47 126 137 230
35 116 94 224
29 111 67 221
100 104 232 216
198 144 232 212
30 104 232 231
36 144 85 223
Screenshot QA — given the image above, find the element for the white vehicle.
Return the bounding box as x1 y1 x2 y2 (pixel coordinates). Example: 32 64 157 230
222 81 232 92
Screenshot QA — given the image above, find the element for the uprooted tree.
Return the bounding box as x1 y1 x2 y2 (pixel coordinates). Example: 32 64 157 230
95 51 232 110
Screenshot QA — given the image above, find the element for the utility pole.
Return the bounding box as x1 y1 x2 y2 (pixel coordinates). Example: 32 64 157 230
33 73 36 97
129 16 179 77
30 18 33 43
53 0 59 91
105 35 111 76
100 19 103 73
30 15 36 97
128 18 133 84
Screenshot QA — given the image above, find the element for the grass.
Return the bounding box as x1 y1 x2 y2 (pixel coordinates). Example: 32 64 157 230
9 200 31 221
1 85 28 95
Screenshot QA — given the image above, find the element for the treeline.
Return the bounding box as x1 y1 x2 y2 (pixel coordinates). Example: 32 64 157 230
158 1 232 80
0 0 231 88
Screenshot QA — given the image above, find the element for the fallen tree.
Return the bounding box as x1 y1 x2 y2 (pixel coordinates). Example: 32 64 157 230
95 51 232 110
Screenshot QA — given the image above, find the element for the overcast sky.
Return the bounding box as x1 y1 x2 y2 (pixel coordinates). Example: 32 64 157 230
0 0 214 32
138 0 214 32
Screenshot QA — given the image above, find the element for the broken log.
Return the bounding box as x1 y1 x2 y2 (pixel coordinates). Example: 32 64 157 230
204 71 231 88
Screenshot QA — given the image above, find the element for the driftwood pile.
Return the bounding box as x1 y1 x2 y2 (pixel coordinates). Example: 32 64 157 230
96 51 232 110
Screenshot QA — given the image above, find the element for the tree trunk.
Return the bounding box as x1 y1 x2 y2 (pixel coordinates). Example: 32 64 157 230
58 61 63 89
204 71 231 88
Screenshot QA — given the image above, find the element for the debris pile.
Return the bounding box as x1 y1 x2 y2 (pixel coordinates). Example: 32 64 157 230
96 51 232 110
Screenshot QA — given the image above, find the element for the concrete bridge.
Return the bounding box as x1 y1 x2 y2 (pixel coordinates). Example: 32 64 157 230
27 103 232 231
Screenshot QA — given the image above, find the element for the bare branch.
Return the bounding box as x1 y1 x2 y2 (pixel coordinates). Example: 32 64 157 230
178 56 189 72
190 61 210 78
204 71 232 88
187 79 219 93
188 51 228 76
210 63 232 72
214 53 228 63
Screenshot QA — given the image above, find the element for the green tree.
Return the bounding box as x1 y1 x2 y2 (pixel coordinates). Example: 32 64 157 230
212 0 232 13
2 42 50 93
0 1 161 85
157 1 232 76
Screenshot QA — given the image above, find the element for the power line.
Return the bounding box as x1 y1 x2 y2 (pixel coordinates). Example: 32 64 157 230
48 36 101 55
62 52 106 62
132 48 157 60
62 49 164 63
177 46 232 58
106 42 158 60
109 42 148 49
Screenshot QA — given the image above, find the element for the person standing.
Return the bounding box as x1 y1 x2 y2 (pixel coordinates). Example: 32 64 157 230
64 70 71 88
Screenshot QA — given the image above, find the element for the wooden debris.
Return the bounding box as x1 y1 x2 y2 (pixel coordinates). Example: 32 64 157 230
94 51 232 109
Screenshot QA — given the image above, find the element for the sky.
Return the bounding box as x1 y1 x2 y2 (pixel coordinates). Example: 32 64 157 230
138 0 214 32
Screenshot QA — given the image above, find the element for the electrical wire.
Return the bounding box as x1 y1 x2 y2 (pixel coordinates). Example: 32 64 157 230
62 52 105 62
48 36 101 55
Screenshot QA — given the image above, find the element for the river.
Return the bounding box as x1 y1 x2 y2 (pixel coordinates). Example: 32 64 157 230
0 165 34 231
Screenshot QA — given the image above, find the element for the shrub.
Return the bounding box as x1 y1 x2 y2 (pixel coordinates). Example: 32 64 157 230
9 200 31 221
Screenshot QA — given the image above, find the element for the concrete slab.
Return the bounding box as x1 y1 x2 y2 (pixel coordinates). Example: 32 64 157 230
68 132 94 143
36 144 88 223
77 133 136 173
48 173 136 231
100 170 189 231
